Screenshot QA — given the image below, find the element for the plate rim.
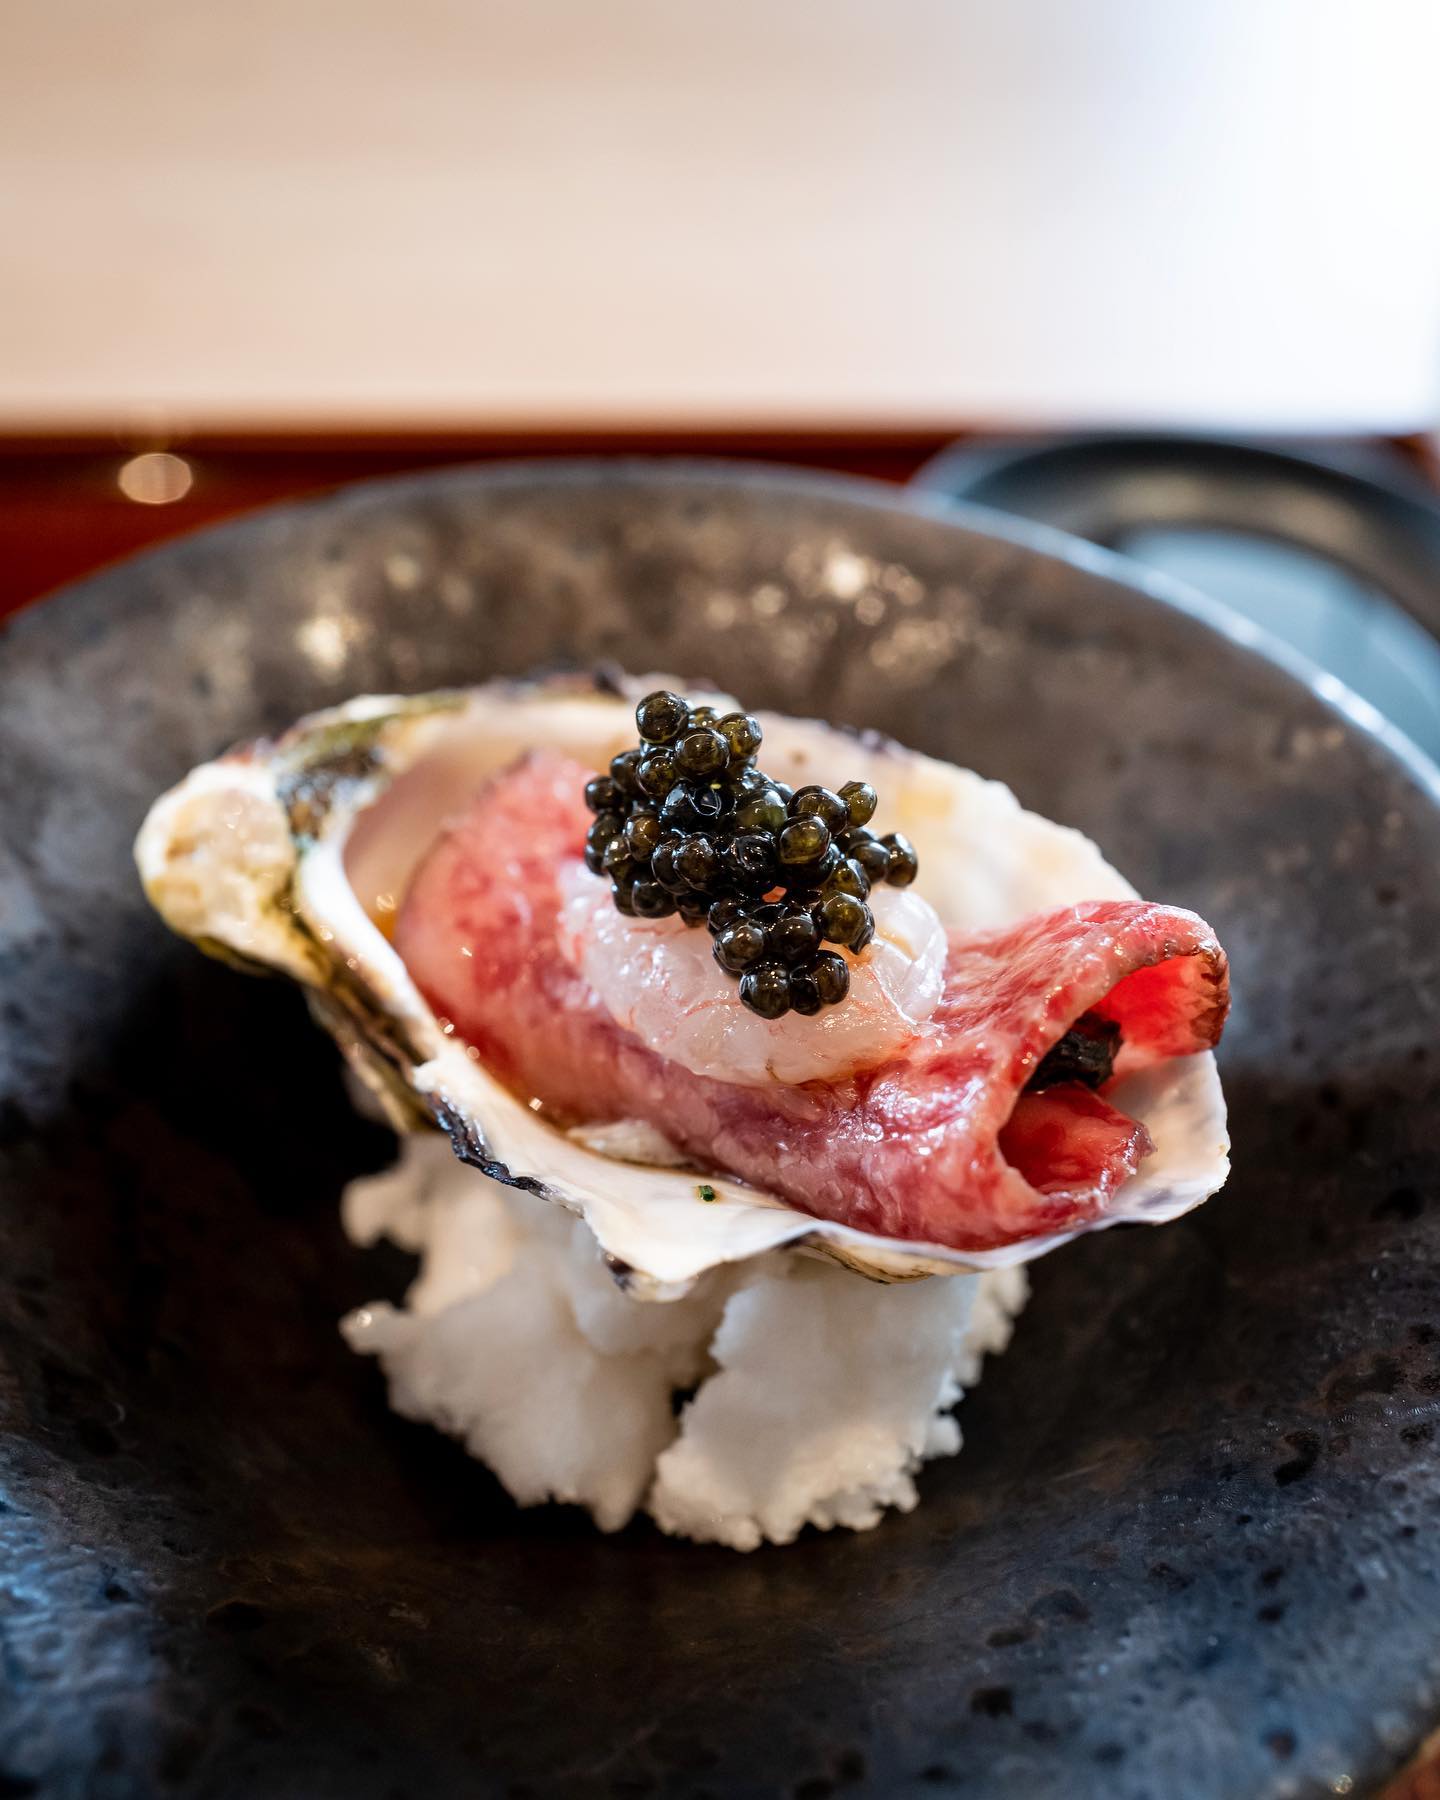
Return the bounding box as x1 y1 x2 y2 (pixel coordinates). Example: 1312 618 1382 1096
10 452 1440 817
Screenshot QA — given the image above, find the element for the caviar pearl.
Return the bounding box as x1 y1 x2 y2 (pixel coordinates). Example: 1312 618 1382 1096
787 965 823 1016
769 910 820 965
609 748 645 794
632 879 677 919
674 835 722 891
822 856 871 900
635 689 689 744
816 891 870 948
843 831 891 882
727 832 777 888
839 780 878 827
778 817 830 867
636 750 680 798
706 896 746 936
809 845 844 886
675 728 729 779
713 919 768 972
735 787 786 835
602 837 635 878
585 775 624 814
717 712 763 759
650 838 682 890
883 832 920 887
659 784 711 833
790 785 849 835
624 812 662 858
811 950 850 1006
739 961 791 1019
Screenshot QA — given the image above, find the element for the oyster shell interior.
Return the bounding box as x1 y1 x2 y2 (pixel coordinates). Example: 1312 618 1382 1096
136 676 1229 1297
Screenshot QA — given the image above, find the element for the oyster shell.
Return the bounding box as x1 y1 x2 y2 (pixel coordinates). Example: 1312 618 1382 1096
136 672 1229 1297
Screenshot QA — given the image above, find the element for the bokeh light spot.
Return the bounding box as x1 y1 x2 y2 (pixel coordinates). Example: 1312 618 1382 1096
117 451 193 505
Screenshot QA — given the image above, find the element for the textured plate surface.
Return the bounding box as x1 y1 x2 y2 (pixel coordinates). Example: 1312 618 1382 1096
2 462 1439 1800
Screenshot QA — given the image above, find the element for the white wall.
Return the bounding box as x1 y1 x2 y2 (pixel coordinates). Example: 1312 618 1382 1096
1 0 1436 428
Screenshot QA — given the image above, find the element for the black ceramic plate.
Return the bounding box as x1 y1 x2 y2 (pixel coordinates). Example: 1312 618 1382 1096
3 464 1438 1800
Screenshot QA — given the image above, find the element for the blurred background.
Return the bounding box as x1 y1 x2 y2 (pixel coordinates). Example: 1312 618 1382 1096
3 0 1439 743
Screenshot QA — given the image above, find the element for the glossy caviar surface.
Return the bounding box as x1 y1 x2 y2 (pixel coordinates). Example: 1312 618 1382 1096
1027 1011 1122 1091
583 690 921 1018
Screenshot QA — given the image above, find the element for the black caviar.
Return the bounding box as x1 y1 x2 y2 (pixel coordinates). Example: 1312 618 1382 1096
582 689 920 1018
1027 1012 1121 1092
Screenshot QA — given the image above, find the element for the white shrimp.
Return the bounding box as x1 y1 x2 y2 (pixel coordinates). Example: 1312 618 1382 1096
557 863 946 1087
